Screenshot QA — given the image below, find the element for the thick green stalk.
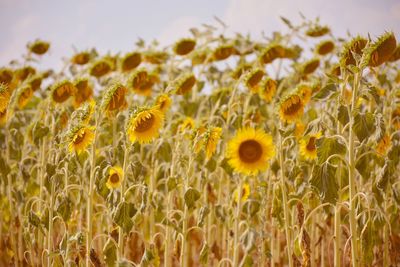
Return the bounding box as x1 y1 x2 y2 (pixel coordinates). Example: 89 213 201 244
348 71 361 267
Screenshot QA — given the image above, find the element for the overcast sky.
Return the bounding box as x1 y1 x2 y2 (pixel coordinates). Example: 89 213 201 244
1 0 399 69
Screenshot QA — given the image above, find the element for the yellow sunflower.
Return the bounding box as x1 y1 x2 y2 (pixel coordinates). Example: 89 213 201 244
244 68 265 93
204 127 222 159
173 38 196 56
259 77 277 102
120 52 141 72
233 183 250 203
0 68 14 86
173 73 196 95
71 51 91 65
0 84 10 111
89 58 113 78
67 125 95 154
128 69 156 96
155 94 172 113
315 40 335 55
106 166 124 189
299 132 322 160
28 40 50 55
296 84 313 104
279 93 305 123
179 117 195 133
227 128 275 175
126 107 164 144
51 80 76 103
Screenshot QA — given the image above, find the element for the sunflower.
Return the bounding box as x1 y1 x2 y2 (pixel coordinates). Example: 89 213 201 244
51 80 76 103
155 94 172 113
366 32 397 67
120 52 141 72
196 126 222 159
376 134 391 155
212 44 236 61
259 43 286 64
233 183 250 203
299 132 322 160
67 125 95 154
128 69 155 96
279 93 305 123
100 82 128 113
173 73 196 95
72 100 95 124
294 122 305 139
316 40 335 55
305 25 330 37
16 85 33 109
179 117 195 133
227 128 275 175
28 40 50 55
16 66 36 82
340 36 367 66
73 77 93 106
27 74 43 91
89 59 113 78
126 107 164 144
71 51 91 65
244 68 265 93
0 68 14 86
300 58 320 76
106 166 124 189
174 38 196 56
259 77 277 102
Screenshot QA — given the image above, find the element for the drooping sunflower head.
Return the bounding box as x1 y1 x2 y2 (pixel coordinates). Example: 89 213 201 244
15 66 36 82
212 43 236 61
204 127 222 159
173 38 196 56
106 166 124 190
73 77 93 107
315 40 335 55
67 125 95 154
340 36 368 67
173 73 196 95
71 99 96 125
28 39 50 55
0 68 14 86
279 92 305 123
16 84 33 109
259 43 286 64
233 183 250 203
51 80 76 103
155 94 172 113
120 52 142 72
300 58 320 76
365 32 397 67
259 77 277 102
89 58 113 78
26 74 43 92
128 68 156 96
299 132 322 160
305 25 330 37
71 51 91 65
227 128 275 175
244 68 265 93
179 117 195 133
126 106 164 144
100 82 128 114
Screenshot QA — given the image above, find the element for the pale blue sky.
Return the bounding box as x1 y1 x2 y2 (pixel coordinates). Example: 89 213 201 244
1 0 399 69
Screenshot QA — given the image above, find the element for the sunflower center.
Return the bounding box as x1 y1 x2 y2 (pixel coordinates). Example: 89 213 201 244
135 115 155 132
284 97 302 116
306 137 316 151
74 131 86 145
110 173 120 184
239 140 263 163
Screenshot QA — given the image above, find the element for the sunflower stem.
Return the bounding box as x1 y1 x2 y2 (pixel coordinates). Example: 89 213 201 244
233 178 243 267
348 69 361 267
47 179 55 267
279 133 293 267
118 140 130 260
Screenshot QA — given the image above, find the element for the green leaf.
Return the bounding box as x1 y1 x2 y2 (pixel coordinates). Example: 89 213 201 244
352 111 376 142
103 238 117 267
337 105 349 126
112 201 137 233
184 187 200 209
377 160 396 191
316 137 346 164
32 121 49 146
373 113 386 142
166 176 179 192
197 206 210 227
309 163 338 204
313 84 337 100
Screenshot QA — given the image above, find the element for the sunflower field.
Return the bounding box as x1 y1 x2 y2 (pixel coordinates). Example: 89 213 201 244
0 17 400 267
